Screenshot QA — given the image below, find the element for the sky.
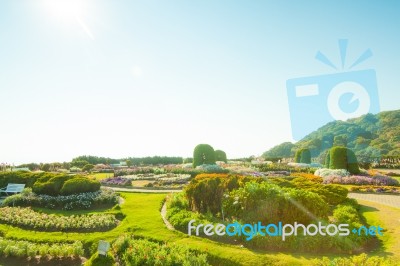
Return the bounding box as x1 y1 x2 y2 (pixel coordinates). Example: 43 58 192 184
0 0 399 164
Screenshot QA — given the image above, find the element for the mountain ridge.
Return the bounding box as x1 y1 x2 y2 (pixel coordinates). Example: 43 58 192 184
262 109 400 162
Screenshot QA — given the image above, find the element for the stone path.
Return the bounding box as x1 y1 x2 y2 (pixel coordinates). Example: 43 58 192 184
349 193 400 209
161 201 175 230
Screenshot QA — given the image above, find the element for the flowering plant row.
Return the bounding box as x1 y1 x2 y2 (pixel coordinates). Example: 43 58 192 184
0 237 84 258
0 207 119 232
1 188 118 210
112 235 209 265
101 174 192 187
323 175 399 186
314 168 350 178
100 177 131 186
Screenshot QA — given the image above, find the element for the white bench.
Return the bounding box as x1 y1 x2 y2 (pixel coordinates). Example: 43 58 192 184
0 183 25 196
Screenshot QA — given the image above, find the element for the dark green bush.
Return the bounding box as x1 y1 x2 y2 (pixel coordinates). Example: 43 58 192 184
0 172 43 188
328 147 360 174
214 150 227 163
60 178 101 195
294 149 311 164
32 175 73 196
223 181 329 224
185 174 257 214
193 144 216 167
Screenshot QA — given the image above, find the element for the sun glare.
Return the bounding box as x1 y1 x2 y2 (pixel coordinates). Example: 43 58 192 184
42 0 94 40
43 0 85 21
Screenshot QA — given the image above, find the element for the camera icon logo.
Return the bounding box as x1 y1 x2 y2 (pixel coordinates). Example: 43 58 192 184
287 40 380 140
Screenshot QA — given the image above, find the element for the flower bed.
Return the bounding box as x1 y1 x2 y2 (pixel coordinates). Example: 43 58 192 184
112 235 209 265
350 186 400 193
323 175 399 186
0 207 119 232
101 174 192 188
1 188 118 210
0 238 84 258
314 168 350 178
100 177 131 186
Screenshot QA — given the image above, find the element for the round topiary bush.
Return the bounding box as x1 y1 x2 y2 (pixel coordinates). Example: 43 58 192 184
193 144 216 167
327 147 360 174
214 150 227 163
60 178 101 195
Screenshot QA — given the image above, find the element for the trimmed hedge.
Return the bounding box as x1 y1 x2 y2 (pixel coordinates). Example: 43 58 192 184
193 144 216 167
33 175 73 196
326 147 360 174
214 150 227 163
0 172 54 188
60 178 101 195
295 149 311 164
185 174 258 214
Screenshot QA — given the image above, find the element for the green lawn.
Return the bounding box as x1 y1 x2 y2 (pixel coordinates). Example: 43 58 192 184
1 192 399 265
358 199 400 257
87 173 114 180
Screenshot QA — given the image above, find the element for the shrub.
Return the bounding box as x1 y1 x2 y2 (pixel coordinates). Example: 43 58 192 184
0 238 84 258
2 188 118 210
112 236 209 266
0 207 118 232
0 172 54 189
193 144 216 167
290 173 323 183
33 175 73 196
295 148 311 164
185 174 255 214
327 147 360 174
223 181 329 224
60 178 100 195
214 150 227 163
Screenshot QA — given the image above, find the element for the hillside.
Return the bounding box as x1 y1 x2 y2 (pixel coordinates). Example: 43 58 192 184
263 109 400 162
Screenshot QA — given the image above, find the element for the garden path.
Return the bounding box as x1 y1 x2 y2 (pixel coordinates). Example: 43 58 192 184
349 193 400 209
161 201 175 230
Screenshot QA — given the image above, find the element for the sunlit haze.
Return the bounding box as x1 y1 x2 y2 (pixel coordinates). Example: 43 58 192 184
0 1 399 164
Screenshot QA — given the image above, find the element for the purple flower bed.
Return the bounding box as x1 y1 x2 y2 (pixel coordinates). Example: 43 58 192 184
101 177 131 186
264 171 290 177
323 175 399 186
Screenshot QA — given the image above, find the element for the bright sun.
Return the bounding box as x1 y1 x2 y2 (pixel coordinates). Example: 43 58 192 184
43 0 85 21
42 0 94 40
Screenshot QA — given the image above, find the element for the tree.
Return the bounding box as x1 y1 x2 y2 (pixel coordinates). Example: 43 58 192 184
193 144 216 167
262 142 295 158
215 150 227 163
125 160 132 167
40 163 51 172
183 158 193 164
71 160 90 168
333 135 348 147
82 164 94 173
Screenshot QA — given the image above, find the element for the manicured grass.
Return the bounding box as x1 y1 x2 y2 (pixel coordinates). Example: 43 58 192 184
358 199 400 257
87 173 114 180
